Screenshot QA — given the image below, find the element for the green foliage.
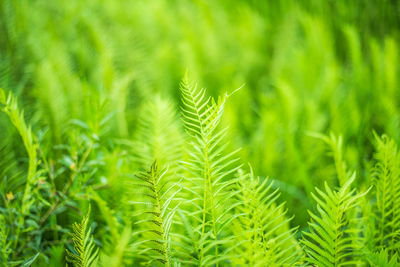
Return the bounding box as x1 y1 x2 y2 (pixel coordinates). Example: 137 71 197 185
0 215 11 265
366 249 399 267
129 162 180 266
66 207 99 267
369 135 400 256
131 95 183 176
232 170 300 266
0 88 38 213
1 0 400 265
178 76 241 266
301 173 369 266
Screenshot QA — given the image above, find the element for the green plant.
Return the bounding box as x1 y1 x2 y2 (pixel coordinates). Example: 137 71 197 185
301 173 369 266
66 207 99 267
231 170 300 266
1 0 400 265
177 76 241 266
368 135 400 257
129 162 180 266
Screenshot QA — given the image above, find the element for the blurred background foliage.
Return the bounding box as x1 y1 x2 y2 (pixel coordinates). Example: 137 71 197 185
1 0 400 255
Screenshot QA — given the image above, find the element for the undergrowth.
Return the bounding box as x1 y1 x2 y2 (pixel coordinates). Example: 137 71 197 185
1 0 400 266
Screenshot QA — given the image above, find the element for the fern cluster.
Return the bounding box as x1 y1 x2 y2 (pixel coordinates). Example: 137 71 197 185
61 78 400 266
1 0 400 265
1 75 400 265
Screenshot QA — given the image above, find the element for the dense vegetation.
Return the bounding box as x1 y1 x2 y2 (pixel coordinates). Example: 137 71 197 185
1 0 400 266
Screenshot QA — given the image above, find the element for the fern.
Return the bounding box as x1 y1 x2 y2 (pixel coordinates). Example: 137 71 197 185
370 134 400 256
129 162 181 266
231 170 300 266
66 207 99 267
130 94 183 180
301 173 369 266
366 249 399 267
177 75 241 266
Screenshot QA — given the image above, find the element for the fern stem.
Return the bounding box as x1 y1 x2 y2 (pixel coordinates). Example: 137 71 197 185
199 140 219 266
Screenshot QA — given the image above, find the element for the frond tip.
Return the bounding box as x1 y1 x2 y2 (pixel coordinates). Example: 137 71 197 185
66 207 99 267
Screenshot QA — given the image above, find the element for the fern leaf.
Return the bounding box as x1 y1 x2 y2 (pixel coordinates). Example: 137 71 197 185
366 249 399 267
129 162 180 266
178 76 241 266
132 95 183 171
66 207 99 267
370 134 400 256
301 173 369 266
231 170 301 266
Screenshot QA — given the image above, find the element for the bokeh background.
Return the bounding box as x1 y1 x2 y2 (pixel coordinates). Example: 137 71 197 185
1 0 400 230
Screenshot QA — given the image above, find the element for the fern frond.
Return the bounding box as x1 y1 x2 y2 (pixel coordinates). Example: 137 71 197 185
301 173 369 266
66 207 99 267
366 249 399 267
178 76 241 266
231 170 301 266
370 134 400 256
129 162 180 266
132 94 183 172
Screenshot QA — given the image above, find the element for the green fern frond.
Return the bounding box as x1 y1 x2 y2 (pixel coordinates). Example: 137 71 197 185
66 207 99 267
366 249 399 267
178 76 241 266
370 134 400 256
301 173 369 266
231 170 301 266
129 161 181 266
132 95 183 172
